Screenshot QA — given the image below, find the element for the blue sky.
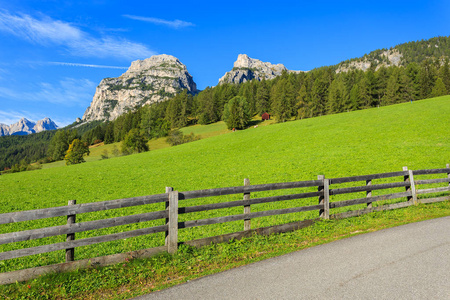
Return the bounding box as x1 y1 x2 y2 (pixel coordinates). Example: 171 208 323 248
0 0 449 127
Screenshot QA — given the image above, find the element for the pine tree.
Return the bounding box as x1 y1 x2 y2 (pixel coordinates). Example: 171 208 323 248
382 68 402 105
438 57 450 92
121 129 149 154
327 78 345 114
357 75 372 108
418 59 437 99
196 87 217 124
431 78 447 97
404 63 420 100
296 84 310 119
223 96 251 129
310 74 329 116
256 79 270 115
374 66 389 104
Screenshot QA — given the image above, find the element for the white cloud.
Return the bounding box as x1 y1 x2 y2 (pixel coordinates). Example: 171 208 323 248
123 14 195 29
49 61 128 70
0 78 96 106
0 10 155 60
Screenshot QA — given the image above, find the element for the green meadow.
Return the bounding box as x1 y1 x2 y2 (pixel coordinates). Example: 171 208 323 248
0 96 449 273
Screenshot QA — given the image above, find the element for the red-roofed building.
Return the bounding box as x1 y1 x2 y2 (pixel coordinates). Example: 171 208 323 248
261 112 270 120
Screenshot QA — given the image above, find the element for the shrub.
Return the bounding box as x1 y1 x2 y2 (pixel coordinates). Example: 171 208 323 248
166 130 200 146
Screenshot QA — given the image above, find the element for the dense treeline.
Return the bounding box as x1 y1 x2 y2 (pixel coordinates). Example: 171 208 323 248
0 121 102 171
0 131 55 171
79 57 449 149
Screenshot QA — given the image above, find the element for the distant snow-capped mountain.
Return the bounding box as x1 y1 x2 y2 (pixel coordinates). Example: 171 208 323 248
0 117 58 136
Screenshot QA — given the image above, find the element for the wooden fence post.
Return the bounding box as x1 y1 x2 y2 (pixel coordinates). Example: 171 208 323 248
447 164 450 189
167 191 179 254
318 175 329 219
403 166 413 203
165 187 173 246
244 178 251 230
366 179 372 208
65 200 76 262
408 170 418 204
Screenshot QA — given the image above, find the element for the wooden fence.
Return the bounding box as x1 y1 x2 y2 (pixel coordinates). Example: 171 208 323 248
0 165 449 284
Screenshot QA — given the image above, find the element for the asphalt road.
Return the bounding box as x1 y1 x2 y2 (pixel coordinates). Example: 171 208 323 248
134 216 450 299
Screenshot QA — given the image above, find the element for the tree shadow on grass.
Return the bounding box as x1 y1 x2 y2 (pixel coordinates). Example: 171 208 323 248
247 119 263 128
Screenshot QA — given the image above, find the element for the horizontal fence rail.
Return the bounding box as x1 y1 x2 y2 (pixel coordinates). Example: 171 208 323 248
0 164 449 284
0 194 167 225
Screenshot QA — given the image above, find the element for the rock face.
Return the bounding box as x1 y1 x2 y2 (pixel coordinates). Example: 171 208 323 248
34 118 59 133
0 118 58 136
82 54 197 122
218 54 302 84
336 49 403 73
0 124 9 136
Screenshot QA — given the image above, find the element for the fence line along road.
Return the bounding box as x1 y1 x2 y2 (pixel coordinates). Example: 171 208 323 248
0 164 449 284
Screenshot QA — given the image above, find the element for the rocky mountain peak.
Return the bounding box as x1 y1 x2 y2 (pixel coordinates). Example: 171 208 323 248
219 54 300 85
0 118 58 137
233 54 286 71
127 54 185 74
34 118 58 133
82 54 197 122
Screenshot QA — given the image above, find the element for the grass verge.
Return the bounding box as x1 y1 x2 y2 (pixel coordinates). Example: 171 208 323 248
1 201 449 300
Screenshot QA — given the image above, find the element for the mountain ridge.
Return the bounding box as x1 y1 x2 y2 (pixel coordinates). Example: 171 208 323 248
0 117 58 137
335 36 450 72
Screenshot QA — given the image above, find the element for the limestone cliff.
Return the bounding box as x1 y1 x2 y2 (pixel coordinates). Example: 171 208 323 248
218 54 302 84
82 54 197 122
336 49 403 73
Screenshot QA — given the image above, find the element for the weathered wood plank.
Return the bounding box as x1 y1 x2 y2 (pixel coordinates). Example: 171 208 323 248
329 171 407 184
167 191 178 254
366 179 372 208
404 166 412 202
179 180 322 200
243 178 251 231
0 246 167 285
0 225 167 261
323 178 330 219
413 168 450 175
184 219 319 248
65 200 76 262
179 191 322 215
330 181 410 195
331 201 413 219
318 175 325 218
408 169 418 204
447 163 450 189
164 187 172 247
415 178 450 185
416 186 450 194
180 204 322 229
0 194 167 225
0 210 167 245
330 191 411 208
419 196 450 204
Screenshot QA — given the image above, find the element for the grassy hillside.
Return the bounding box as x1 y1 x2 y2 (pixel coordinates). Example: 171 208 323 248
0 96 449 272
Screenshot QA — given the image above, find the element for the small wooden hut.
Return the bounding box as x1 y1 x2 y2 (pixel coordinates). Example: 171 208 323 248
261 112 270 120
